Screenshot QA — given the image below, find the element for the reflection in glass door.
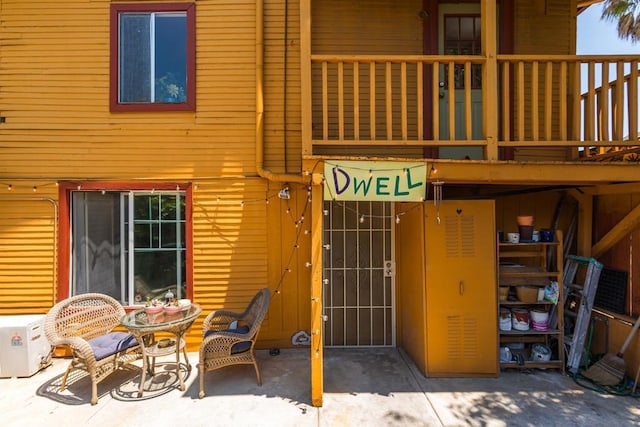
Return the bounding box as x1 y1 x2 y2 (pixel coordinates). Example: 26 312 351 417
322 201 395 347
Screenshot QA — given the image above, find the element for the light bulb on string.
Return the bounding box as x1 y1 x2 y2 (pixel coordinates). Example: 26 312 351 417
395 215 401 224
7 184 12 191
32 186 37 192
359 215 365 223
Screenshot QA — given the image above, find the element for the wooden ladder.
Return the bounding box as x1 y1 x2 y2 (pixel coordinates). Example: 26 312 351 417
550 255 603 374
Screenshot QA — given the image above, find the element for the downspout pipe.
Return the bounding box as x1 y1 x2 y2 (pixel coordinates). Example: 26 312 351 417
256 0 308 185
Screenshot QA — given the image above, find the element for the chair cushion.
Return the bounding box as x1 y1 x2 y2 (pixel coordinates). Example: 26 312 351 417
204 325 251 354
88 332 138 361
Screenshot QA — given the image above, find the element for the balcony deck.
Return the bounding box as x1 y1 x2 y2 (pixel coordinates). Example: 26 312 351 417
304 54 639 184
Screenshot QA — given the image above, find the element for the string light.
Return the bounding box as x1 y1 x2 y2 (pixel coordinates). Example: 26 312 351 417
32 186 37 192
7 184 12 191
396 215 401 224
359 215 365 223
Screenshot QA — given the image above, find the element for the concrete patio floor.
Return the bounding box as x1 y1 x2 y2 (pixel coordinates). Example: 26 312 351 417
1 347 639 426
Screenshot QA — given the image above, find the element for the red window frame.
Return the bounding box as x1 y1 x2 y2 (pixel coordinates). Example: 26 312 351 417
57 181 194 306
109 3 196 112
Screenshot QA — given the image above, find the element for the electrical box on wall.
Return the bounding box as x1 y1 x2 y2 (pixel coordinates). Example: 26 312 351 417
0 314 51 378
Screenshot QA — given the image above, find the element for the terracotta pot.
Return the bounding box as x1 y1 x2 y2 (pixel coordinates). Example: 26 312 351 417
517 215 534 226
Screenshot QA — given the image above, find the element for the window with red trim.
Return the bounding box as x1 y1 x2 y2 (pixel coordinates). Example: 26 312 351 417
110 3 195 112
58 183 192 306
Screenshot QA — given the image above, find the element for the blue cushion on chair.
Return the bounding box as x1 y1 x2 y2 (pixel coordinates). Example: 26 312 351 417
204 325 251 354
88 332 138 361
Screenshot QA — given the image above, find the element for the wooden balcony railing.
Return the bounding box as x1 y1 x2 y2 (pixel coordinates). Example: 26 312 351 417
308 54 639 160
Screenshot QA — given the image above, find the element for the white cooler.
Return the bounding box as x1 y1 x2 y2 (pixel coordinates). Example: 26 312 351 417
0 314 51 378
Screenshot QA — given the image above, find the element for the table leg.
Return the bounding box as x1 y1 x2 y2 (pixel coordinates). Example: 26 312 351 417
182 345 191 371
138 339 148 398
175 333 185 391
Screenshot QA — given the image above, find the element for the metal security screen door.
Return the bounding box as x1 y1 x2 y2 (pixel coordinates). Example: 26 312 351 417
322 201 395 347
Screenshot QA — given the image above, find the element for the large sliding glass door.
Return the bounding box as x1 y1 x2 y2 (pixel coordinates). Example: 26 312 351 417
71 191 186 305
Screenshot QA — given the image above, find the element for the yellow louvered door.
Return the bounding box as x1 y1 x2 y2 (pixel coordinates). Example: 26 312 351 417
425 200 497 376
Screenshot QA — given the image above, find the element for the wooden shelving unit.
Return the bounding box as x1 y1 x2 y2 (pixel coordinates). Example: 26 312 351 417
497 230 565 372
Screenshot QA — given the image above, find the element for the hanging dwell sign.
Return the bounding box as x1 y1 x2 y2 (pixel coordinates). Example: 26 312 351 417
323 161 427 201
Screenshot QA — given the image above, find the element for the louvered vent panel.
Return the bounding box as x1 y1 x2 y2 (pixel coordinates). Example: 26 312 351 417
444 216 459 258
460 215 475 258
446 315 462 359
463 317 479 358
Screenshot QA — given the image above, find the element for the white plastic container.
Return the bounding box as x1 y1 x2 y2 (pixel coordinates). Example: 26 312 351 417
0 314 50 378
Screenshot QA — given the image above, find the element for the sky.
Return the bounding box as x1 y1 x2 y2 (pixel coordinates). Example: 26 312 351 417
577 3 639 54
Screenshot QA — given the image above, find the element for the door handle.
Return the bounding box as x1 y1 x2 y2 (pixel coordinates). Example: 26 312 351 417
459 280 464 295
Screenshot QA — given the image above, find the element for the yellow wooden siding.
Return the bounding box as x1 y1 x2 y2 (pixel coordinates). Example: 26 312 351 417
190 181 311 350
0 0 310 351
0 0 257 178
310 0 425 158
263 0 304 174
0 186 58 314
513 0 576 161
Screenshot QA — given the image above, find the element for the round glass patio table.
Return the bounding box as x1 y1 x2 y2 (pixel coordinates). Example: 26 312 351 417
121 303 201 397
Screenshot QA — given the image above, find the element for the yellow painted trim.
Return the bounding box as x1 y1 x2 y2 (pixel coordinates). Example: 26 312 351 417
482 0 499 160
300 0 312 157
310 179 324 407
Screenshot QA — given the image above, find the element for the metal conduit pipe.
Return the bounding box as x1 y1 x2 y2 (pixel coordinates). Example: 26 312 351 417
256 0 308 185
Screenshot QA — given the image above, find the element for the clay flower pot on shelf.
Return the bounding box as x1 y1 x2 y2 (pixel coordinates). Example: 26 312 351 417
516 215 534 226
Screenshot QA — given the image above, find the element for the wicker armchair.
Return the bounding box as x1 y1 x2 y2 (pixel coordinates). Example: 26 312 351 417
44 293 141 405
198 288 271 398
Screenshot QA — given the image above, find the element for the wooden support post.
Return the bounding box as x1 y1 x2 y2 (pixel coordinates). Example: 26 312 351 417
481 0 499 160
568 189 593 257
300 0 312 156
310 174 324 407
